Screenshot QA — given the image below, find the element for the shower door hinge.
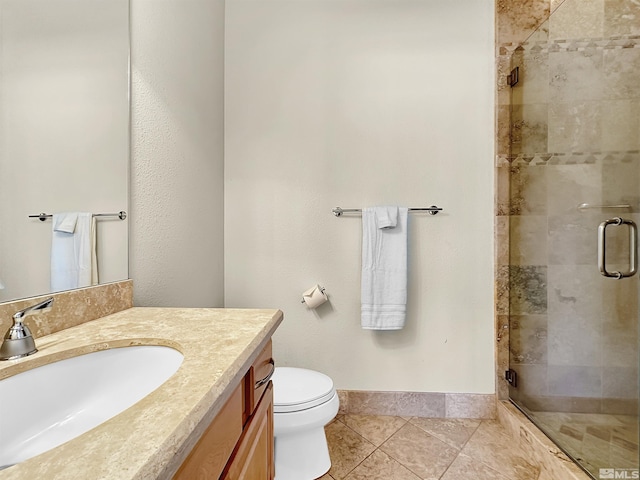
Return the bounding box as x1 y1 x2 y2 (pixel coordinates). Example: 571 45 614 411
505 369 517 387
507 67 519 87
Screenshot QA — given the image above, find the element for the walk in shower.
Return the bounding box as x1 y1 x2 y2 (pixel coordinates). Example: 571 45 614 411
507 0 639 478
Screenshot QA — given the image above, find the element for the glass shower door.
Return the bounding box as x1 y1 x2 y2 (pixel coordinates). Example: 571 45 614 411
507 0 640 477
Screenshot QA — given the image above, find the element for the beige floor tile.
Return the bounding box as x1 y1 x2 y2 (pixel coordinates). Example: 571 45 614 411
461 421 539 480
380 423 459 480
343 450 421 480
440 453 513 480
326 413 609 480
409 417 481 450
341 415 408 447
325 420 376 479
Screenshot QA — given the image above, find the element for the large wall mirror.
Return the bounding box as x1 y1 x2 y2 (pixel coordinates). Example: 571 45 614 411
0 0 130 302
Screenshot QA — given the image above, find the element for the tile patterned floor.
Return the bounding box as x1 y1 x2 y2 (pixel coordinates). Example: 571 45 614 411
318 414 541 480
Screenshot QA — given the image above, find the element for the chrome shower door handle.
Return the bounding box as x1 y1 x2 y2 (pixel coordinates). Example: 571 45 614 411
598 217 638 279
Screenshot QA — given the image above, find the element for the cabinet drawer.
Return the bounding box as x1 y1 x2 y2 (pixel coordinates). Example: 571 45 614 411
174 384 243 480
245 340 274 423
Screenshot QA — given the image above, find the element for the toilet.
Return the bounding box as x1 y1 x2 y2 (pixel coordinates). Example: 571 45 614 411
271 367 339 480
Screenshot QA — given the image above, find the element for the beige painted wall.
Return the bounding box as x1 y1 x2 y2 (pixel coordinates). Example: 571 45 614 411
225 0 496 393
130 0 225 307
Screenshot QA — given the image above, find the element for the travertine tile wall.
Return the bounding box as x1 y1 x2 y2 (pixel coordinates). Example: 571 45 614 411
337 390 496 419
498 0 640 414
0 280 133 338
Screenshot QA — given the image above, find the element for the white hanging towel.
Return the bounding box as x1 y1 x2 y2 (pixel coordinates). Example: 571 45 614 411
361 206 408 330
51 212 98 292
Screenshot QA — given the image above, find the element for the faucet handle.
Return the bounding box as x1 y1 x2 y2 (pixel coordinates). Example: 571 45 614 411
13 297 54 322
0 297 54 360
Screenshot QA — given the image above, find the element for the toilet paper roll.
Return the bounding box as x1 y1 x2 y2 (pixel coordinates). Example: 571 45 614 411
302 284 328 309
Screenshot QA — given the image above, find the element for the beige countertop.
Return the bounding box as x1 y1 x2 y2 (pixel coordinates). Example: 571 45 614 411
0 307 283 480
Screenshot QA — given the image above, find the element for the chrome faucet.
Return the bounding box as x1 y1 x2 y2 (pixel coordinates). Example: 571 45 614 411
0 297 54 361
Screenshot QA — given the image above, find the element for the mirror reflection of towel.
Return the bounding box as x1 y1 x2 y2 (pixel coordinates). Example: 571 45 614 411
51 212 97 292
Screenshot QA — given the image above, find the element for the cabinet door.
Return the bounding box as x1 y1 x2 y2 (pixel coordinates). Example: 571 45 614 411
174 385 243 480
222 382 274 480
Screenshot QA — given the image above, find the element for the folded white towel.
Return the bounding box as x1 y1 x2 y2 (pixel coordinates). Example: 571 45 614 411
53 212 78 233
51 212 98 292
376 206 398 229
361 206 408 330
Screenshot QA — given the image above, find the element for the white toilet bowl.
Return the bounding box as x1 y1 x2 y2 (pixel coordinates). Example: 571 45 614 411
272 367 339 480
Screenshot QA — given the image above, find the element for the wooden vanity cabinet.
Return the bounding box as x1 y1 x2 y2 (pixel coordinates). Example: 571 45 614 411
174 340 275 480
221 383 273 480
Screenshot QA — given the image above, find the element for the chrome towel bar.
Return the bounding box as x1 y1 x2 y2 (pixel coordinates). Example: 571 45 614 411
332 206 442 217
28 211 127 221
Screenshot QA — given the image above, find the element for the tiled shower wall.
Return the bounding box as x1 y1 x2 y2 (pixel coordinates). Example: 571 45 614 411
496 0 640 413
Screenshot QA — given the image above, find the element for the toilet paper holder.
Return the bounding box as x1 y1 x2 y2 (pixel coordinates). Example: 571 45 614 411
301 285 326 303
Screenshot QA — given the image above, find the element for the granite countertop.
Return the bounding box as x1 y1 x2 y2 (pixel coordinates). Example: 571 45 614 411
0 307 283 479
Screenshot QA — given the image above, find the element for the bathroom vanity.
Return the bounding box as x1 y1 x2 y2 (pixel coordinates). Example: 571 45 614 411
0 306 282 479
175 339 275 479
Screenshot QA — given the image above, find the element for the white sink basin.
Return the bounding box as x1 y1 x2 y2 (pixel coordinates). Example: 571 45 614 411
0 345 183 469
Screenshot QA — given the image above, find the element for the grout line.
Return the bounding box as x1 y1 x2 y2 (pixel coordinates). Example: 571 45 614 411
459 418 483 450
343 449 377 480
436 455 459 480
439 420 506 480
330 416 377 480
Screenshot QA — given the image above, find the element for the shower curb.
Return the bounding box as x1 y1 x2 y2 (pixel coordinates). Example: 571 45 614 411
497 401 592 480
